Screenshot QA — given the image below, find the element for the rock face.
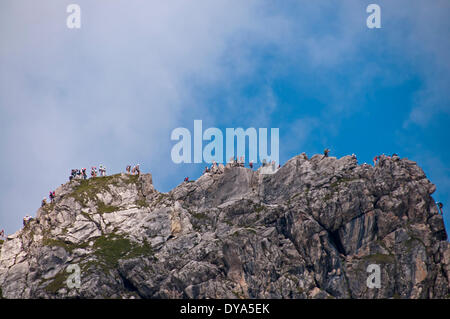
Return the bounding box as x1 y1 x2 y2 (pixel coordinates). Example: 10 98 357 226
0 154 448 299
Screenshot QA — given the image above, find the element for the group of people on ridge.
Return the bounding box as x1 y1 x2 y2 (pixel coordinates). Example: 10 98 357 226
22 215 33 227
199 156 280 178
69 165 108 181
373 154 399 166
126 164 141 175
6 151 446 238
70 168 88 180
90 165 107 178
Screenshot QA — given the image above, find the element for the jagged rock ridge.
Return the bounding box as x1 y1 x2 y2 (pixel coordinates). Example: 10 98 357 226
0 153 449 299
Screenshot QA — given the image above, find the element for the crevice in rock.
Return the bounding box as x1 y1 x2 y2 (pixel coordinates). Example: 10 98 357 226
118 271 143 298
329 229 346 256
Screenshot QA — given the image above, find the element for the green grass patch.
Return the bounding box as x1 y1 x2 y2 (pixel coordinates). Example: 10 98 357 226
191 212 209 220
92 234 153 271
253 204 265 213
232 290 245 299
245 228 257 234
135 198 149 208
223 219 233 227
362 253 395 264
123 174 139 184
97 202 120 214
154 193 169 206
330 177 358 191
43 270 69 294
41 202 56 214
70 175 121 205
42 237 89 254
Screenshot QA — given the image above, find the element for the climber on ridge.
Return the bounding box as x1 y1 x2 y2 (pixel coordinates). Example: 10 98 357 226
99 164 106 176
69 169 77 181
126 165 131 174
184 177 189 182
81 168 87 180
23 215 32 227
41 197 47 207
134 164 140 175
324 148 330 158
49 191 55 203
91 166 97 177
437 202 444 215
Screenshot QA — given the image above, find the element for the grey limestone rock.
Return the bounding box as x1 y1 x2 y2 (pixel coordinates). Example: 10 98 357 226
0 155 448 299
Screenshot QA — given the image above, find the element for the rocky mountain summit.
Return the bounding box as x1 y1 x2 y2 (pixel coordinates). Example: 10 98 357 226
0 153 449 299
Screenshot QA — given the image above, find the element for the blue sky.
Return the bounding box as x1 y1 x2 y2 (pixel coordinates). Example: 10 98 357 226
0 0 449 235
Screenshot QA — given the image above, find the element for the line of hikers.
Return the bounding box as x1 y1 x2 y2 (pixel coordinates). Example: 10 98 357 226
69 165 107 181
69 164 142 182
22 215 33 227
373 153 400 166
69 168 88 180
40 189 56 208
200 157 280 177
323 149 401 167
126 164 141 175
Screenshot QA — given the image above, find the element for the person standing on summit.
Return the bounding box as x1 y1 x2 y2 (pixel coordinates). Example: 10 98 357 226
324 148 330 157
437 202 444 215
99 164 107 176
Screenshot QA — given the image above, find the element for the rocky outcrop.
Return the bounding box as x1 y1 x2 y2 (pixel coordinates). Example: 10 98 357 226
0 154 448 299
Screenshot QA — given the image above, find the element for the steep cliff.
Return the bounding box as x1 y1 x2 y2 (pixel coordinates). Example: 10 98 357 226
0 154 448 299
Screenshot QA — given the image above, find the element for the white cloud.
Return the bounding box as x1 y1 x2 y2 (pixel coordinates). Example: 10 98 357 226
1 0 449 234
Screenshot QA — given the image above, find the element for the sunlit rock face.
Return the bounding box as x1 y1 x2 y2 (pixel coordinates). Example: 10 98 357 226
0 154 448 299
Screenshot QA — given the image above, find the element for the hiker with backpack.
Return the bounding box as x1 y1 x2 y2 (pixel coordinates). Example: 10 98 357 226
69 169 77 181
82 168 87 180
49 191 55 203
99 164 106 176
373 156 379 166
